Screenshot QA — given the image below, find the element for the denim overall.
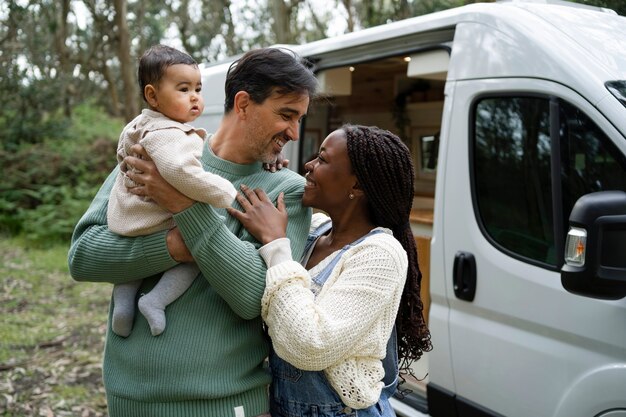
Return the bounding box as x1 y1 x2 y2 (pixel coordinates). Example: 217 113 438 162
269 221 398 417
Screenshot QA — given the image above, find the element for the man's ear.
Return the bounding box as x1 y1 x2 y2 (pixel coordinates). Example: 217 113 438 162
145 85 158 108
233 91 251 119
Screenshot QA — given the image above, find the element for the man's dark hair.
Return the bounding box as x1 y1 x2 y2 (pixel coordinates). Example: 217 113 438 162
224 47 318 112
138 44 197 102
343 124 433 373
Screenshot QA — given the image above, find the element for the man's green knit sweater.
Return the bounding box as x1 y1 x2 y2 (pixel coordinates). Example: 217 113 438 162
68 140 311 417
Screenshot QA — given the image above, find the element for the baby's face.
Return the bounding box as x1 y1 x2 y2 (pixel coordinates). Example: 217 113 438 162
151 64 204 124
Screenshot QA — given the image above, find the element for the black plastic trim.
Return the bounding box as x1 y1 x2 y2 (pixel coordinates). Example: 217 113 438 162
427 383 457 417
427 383 507 417
457 395 506 417
393 388 429 413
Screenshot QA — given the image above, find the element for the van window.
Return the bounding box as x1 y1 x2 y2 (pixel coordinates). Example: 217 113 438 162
474 97 555 264
559 100 626 226
473 96 626 267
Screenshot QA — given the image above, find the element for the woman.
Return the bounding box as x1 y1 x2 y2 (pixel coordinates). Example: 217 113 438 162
229 124 432 416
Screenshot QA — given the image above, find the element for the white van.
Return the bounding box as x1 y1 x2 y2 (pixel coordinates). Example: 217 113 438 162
197 1 626 416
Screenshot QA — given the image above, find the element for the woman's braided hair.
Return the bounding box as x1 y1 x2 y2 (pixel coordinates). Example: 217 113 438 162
343 124 433 373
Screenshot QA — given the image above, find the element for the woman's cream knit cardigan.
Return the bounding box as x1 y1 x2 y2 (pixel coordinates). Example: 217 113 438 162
259 213 408 409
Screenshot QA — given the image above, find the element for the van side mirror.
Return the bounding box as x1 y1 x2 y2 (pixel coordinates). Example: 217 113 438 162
561 191 626 300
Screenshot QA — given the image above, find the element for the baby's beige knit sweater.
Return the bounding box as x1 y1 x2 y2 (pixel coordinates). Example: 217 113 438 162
107 109 236 236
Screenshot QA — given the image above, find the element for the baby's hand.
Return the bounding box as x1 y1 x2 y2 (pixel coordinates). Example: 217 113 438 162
263 153 290 172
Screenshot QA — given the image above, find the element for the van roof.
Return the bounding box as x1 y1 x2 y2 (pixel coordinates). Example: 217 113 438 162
290 0 626 107
291 2 625 75
201 1 626 107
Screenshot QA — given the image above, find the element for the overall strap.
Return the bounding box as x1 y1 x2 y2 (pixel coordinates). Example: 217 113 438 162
301 219 333 261
382 326 399 388
312 228 385 287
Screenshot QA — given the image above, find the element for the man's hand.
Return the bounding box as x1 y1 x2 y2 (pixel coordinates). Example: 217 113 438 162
124 144 194 213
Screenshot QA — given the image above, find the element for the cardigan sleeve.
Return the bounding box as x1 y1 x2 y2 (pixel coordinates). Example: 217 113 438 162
261 235 408 370
68 168 177 284
258 238 293 267
257 212 330 267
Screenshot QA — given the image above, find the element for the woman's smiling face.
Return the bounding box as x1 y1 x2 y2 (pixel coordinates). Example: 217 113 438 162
302 129 358 211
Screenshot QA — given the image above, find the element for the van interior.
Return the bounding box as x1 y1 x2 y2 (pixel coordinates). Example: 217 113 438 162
301 49 449 396
302 50 447 201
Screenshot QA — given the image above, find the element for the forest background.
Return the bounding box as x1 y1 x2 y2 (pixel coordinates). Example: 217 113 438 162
1 0 624 416
2 0 625 245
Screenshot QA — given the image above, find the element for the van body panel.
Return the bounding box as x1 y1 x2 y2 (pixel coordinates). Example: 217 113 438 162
301 29 455 71
553 364 626 417
425 80 457 394
441 76 626 416
287 10 459 60
447 8 626 107
196 62 230 134
519 3 626 80
596 94 626 139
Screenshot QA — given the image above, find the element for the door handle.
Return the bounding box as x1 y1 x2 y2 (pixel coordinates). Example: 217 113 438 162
453 251 477 301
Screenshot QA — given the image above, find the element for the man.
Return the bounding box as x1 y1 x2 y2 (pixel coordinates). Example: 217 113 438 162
68 47 318 417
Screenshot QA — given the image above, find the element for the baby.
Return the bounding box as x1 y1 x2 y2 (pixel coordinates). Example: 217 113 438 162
107 44 236 337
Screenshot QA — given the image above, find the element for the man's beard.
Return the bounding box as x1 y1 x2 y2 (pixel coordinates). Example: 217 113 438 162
258 136 284 164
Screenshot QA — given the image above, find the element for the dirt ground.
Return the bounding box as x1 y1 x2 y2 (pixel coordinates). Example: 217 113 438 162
1 240 109 416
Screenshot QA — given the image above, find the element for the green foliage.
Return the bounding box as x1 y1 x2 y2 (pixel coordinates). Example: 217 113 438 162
0 74 71 151
69 103 124 146
573 0 626 15
0 102 122 245
17 185 100 245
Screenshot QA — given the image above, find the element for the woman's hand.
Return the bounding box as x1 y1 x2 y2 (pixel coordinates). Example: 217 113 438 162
227 185 288 245
124 144 194 213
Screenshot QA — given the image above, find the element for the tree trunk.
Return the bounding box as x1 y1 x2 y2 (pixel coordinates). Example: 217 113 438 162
270 0 304 44
307 2 328 37
221 0 238 55
113 0 138 122
271 0 290 43
342 0 355 32
397 0 410 20
54 0 72 117
102 64 121 117
175 0 194 55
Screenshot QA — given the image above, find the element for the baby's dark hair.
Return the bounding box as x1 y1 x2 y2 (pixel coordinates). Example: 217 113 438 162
138 45 197 103
343 124 432 371
224 47 318 113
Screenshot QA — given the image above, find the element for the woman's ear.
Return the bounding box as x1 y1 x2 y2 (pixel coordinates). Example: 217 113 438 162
351 181 366 199
233 91 251 119
145 85 158 108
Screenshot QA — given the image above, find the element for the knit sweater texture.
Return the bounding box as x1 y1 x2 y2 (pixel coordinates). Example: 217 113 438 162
258 213 408 409
68 138 312 417
107 109 237 236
